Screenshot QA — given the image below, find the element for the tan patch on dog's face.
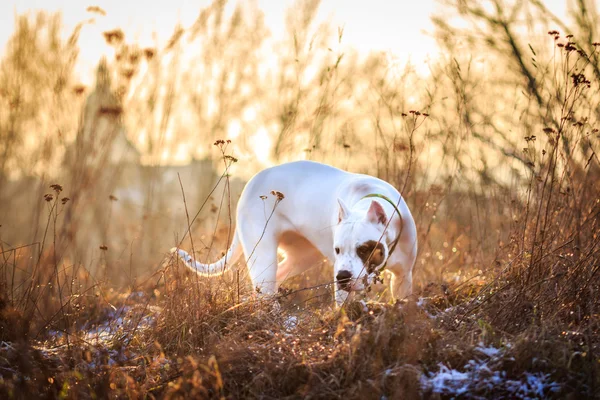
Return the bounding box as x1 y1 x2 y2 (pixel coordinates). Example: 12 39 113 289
356 240 385 273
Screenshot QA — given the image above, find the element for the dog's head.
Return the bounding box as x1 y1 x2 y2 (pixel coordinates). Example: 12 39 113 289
333 198 390 292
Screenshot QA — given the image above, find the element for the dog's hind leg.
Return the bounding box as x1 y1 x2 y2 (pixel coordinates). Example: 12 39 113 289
276 232 326 283
237 219 280 295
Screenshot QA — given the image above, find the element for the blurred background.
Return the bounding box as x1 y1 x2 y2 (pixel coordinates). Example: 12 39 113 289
0 0 598 291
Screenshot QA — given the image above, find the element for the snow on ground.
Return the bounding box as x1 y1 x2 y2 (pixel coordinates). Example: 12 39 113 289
30 292 161 371
420 342 561 398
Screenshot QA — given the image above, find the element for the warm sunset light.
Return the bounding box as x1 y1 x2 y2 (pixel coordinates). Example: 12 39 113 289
0 1 597 398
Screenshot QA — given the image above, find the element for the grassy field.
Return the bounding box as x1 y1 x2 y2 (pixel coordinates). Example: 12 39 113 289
1 1 599 398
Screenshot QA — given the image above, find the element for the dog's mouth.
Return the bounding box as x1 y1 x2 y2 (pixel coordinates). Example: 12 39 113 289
337 277 366 292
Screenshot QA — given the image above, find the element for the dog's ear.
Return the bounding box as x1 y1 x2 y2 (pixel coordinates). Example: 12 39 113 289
337 198 351 223
367 200 387 225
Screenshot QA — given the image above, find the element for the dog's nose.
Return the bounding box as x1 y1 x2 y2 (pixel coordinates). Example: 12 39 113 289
336 270 353 290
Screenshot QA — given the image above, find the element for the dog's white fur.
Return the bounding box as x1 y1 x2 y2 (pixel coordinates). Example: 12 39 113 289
172 161 417 306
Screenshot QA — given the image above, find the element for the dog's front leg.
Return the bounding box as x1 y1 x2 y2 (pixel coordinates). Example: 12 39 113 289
334 287 349 307
390 270 413 301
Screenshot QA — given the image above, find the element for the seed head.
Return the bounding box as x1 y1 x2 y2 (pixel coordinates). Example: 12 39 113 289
86 6 107 16
73 85 86 95
270 190 285 200
103 29 125 45
143 48 156 60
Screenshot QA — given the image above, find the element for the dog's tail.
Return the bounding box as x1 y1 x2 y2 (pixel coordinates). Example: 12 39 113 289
171 231 242 276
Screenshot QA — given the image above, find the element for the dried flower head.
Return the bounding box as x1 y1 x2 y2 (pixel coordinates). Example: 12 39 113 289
103 29 124 45
50 184 63 193
61 197 70 205
121 68 135 80
73 85 86 95
109 195 118 201
99 245 108 251
44 194 54 202
129 51 141 64
86 6 107 16
271 190 285 200
144 48 156 60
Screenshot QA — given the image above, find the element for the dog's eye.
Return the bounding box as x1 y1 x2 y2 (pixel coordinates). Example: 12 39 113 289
335 247 340 255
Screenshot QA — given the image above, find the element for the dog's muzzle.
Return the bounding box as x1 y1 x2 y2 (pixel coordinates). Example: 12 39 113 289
336 270 353 292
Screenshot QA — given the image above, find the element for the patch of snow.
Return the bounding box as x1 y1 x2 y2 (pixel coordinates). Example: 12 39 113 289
476 343 501 358
284 316 298 332
423 363 470 395
421 344 561 398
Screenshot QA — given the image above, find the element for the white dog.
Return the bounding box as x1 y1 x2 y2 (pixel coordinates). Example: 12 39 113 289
172 161 417 306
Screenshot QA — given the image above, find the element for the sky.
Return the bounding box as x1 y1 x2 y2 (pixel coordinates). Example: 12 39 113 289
0 0 572 84
0 0 440 84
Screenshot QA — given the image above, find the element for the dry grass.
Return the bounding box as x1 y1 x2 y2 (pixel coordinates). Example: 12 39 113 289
1 0 600 398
